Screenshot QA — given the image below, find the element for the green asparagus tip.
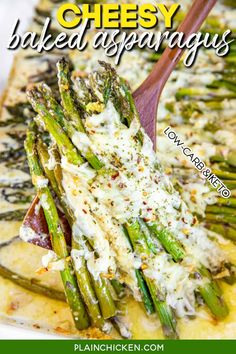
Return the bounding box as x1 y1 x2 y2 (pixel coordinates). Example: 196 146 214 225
223 263 236 285
199 282 229 320
158 302 178 339
26 86 44 109
57 56 69 71
198 268 229 320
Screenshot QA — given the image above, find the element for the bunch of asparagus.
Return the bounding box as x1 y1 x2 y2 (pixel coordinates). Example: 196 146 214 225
22 58 235 339
153 6 236 243
159 61 236 242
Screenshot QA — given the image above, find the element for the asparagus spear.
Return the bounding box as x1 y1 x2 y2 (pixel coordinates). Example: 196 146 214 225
147 222 185 262
206 223 236 242
198 281 229 319
57 58 103 170
138 218 158 255
175 87 236 101
222 1 236 8
57 58 85 132
0 236 20 248
125 218 178 339
198 266 229 319
37 139 116 321
0 263 66 302
225 56 236 64
27 88 83 166
199 266 222 297
206 205 236 216
122 225 155 315
215 197 236 208
212 169 236 181
38 83 75 138
37 140 62 198
212 162 236 173
134 269 155 315
207 80 236 93
205 213 236 225
24 122 90 330
110 279 126 299
0 209 28 221
90 273 117 320
210 152 236 168
222 263 236 285
223 180 236 190
37 79 103 171
71 241 106 327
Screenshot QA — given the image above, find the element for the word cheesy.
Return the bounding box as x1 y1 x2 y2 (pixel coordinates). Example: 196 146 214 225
57 3 180 29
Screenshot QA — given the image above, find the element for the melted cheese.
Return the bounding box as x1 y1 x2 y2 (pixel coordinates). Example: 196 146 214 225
46 146 57 171
19 225 41 242
144 252 202 317
85 102 224 271
59 101 226 315
61 161 117 281
61 159 139 294
41 250 65 271
33 176 48 189
72 131 91 155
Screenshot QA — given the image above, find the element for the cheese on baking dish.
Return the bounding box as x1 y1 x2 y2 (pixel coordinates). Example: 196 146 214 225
60 100 225 317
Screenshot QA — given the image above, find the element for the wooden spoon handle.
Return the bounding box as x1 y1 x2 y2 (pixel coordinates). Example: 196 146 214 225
134 0 216 147
148 0 217 93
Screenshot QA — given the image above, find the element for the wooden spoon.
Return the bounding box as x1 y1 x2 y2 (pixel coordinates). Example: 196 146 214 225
133 0 216 149
22 0 216 241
